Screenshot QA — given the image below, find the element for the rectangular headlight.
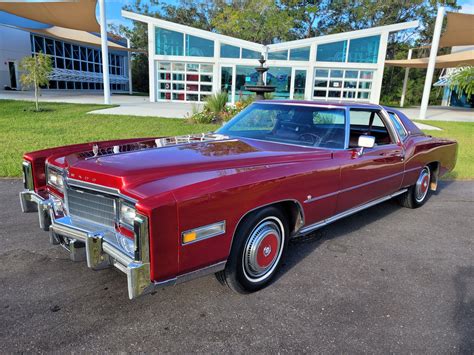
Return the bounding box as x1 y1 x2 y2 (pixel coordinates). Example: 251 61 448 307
119 200 136 228
47 167 64 190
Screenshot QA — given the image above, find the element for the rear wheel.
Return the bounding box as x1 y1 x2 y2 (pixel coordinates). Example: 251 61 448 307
216 206 288 293
399 166 431 208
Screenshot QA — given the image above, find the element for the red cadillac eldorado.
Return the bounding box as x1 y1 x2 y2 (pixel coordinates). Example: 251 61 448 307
20 101 457 299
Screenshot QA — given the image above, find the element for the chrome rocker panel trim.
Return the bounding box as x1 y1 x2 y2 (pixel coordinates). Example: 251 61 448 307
297 188 408 235
20 189 151 300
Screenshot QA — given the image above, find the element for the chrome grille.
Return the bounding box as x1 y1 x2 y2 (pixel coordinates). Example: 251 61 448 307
66 187 116 228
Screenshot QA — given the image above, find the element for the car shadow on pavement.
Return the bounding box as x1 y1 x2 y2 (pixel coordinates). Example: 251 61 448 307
274 180 455 284
453 266 474 353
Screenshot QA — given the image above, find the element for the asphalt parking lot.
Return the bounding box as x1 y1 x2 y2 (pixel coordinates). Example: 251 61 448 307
0 179 473 353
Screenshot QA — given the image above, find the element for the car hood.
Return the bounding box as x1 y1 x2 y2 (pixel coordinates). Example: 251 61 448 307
61 134 333 199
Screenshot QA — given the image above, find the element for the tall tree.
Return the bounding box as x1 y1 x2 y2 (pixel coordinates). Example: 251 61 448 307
311 0 459 40
211 0 296 44
280 0 319 39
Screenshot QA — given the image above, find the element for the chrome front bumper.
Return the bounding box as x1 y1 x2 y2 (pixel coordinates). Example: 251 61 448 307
19 190 152 299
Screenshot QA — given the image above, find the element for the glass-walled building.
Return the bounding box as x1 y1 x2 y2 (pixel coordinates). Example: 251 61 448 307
30 33 129 92
123 10 418 104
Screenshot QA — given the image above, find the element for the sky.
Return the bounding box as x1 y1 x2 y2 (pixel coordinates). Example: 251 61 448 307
1 0 473 31
103 0 474 29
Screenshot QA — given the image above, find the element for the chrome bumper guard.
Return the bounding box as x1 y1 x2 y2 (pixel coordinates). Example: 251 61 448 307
20 190 152 300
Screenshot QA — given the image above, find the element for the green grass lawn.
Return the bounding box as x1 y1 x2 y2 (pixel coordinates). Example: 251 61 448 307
417 120 473 180
0 100 472 180
0 100 219 177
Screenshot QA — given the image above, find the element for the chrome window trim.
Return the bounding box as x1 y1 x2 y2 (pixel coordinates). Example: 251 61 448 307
223 102 349 150
346 107 401 147
255 101 358 110
379 109 402 145
386 111 409 142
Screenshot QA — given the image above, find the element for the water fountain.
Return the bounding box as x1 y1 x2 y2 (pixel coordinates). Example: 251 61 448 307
245 55 275 100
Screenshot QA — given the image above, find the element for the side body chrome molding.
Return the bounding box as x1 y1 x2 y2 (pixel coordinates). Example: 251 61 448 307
297 189 408 235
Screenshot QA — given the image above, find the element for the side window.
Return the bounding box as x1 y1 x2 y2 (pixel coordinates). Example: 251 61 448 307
313 111 345 125
349 109 393 147
388 112 408 140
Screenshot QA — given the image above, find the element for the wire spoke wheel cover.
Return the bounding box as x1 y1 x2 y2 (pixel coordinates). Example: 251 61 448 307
415 167 430 203
242 217 284 283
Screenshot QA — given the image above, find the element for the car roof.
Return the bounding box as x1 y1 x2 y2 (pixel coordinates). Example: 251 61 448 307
254 100 382 109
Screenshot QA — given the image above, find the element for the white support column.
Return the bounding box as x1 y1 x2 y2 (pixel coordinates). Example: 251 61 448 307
371 31 389 104
419 6 445 120
400 48 412 107
98 0 110 104
305 43 317 100
148 23 156 102
127 38 132 95
212 40 221 95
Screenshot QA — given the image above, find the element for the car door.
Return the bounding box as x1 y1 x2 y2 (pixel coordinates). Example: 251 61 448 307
335 108 405 213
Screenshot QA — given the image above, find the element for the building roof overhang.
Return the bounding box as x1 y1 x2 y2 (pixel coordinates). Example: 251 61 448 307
122 10 419 52
25 26 140 52
266 21 419 50
122 10 265 52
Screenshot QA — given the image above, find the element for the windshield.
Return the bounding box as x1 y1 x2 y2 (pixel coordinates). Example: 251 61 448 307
217 103 346 148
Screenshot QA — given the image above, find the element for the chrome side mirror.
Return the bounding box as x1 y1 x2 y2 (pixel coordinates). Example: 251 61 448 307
357 135 375 156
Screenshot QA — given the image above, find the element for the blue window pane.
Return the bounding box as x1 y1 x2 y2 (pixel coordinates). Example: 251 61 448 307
348 35 380 63
266 66 291 99
186 34 214 57
315 69 329 78
221 43 240 58
242 48 261 59
330 69 343 78
290 47 310 61
155 27 183 56
268 50 288 60
235 65 259 102
316 40 347 62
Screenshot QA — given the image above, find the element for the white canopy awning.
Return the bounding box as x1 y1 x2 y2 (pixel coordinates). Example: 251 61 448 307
0 0 99 32
385 49 474 69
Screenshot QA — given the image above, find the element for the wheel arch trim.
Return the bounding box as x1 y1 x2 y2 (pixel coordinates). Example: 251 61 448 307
227 199 305 255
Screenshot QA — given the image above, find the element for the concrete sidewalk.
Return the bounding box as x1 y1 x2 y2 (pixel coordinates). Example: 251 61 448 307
398 106 474 122
2 90 471 124
0 90 200 118
88 101 202 119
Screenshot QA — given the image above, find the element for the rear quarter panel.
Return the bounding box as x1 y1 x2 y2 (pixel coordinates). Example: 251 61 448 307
402 135 457 187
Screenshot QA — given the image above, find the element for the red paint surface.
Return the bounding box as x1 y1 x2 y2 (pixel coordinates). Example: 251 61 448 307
22 103 458 283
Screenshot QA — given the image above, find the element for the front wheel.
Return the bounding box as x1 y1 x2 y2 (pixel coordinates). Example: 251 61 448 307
399 166 431 208
216 206 289 293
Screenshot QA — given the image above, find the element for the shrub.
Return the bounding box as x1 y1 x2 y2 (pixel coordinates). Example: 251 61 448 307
189 93 255 124
205 92 228 114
